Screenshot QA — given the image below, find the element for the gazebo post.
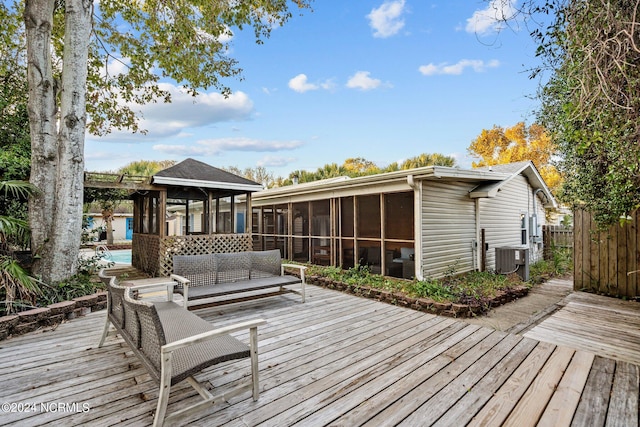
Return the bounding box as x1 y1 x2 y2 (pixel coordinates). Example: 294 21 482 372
159 189 167 238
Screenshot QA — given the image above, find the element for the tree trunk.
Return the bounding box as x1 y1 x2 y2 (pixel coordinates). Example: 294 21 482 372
25 0 93 284
25 0 57 272
103 208 115 245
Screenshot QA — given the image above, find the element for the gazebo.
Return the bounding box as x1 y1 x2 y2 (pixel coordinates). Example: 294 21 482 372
85 158 263 276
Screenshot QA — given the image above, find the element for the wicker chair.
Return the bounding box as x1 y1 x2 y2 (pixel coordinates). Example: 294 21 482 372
97 269 126 347
98 270 266 426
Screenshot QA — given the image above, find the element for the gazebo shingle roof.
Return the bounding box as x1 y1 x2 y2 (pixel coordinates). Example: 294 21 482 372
153 158 260 187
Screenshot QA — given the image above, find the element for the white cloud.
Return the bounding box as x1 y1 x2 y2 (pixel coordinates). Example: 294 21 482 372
288 74 319 93
418 59 500 76
154 137 304 156
367 0 406 38
256 155 298 167
346 71 382 91
288 74 335 93
91 83 254 141
466 0 517 35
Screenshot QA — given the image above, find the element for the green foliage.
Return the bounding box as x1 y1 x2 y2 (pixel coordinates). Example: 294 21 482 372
0 2 30 184
0 181 37 249
531 1 640 227
282 153 456 186
410 271 516 305
0 255 40 314
530 245 573 282
411 279 457 302
37 274 106 307
83 0 312 135
308 264 524 306
77 254 114 276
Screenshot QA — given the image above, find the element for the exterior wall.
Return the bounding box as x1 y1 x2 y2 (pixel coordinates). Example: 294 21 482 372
86 214 133 241
478 175 545 270
251 165 551 280
421 180 478 278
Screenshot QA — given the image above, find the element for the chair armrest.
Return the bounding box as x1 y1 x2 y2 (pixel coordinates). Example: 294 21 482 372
121 280 176 302
281 263 307 274
282 263 306 281
171 274 191 309
170 274 190 285
161 318 267 354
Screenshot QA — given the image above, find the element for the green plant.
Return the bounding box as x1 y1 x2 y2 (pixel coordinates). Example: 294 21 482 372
411 279 456 302
38 274 106 306
76 253 113 276
0 180 40 314
0 255 40 314
530 245 573 282
309 261 527 309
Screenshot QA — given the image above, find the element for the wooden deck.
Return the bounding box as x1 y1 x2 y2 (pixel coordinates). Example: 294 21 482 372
0 284 638 426
525 291 640 365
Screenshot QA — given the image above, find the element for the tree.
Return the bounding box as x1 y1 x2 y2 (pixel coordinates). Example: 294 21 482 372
18 0 310 283
84 160 175 245
281 153 456 185
398 153 456 169
468 122 561 192
485 0 640 226
343 157 378 176
532 0 640 226
0 2 30 184
119 160 176 178
223 165 274 188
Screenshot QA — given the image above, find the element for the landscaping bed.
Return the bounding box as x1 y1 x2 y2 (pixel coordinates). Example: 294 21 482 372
288 265 531 318
304 274 529 318
0 292 107 341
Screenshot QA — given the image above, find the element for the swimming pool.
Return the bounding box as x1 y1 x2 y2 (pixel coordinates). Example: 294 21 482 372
104 249 132 264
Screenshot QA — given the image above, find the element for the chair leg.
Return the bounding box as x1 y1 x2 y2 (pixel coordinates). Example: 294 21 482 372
154 354 173 427
98 315 111 348
250 326 260 401
98 293 112 348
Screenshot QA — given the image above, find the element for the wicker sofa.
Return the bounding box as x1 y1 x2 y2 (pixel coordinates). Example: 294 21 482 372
170 249 307 309
97 272 265 427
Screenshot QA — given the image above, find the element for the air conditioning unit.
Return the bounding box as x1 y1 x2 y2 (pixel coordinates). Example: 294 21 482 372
495 247 529 281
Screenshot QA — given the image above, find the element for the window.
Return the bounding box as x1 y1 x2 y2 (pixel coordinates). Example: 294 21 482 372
385 192 413 240
357 195 381 238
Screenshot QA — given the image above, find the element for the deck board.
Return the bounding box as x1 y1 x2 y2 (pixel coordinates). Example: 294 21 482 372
1 284 638 426
525 291 640 364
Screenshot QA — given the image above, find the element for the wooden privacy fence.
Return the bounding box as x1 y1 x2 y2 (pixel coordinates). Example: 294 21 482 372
542 224 573 260
574 209 640 298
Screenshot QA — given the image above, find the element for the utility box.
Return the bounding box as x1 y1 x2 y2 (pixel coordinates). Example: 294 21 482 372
495 247 530 281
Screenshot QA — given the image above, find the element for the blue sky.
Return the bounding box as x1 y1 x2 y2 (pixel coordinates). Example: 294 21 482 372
85 0 546 177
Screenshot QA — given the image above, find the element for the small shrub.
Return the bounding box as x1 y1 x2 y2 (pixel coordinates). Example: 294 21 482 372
530 245 573 282
411 279 456 302
38 273 106 306
309 261 526 308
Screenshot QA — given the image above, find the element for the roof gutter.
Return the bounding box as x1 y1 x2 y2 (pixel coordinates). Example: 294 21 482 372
151 176 264 192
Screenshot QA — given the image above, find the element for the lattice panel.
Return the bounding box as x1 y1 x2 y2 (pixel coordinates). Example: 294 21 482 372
132 234 161 276
156 234 253 277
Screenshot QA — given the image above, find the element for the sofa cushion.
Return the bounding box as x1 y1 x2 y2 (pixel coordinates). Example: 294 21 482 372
249 249 282 279
173 253 218 288
216 252 251 284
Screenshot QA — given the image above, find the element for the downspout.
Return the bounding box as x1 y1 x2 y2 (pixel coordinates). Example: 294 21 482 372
407 175 423 280
531 188 544 253
532 188 543 214
475 198 481 271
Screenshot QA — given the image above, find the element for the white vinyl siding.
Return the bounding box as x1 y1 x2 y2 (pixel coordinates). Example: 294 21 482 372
478 175 545 269
422 180 477 278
